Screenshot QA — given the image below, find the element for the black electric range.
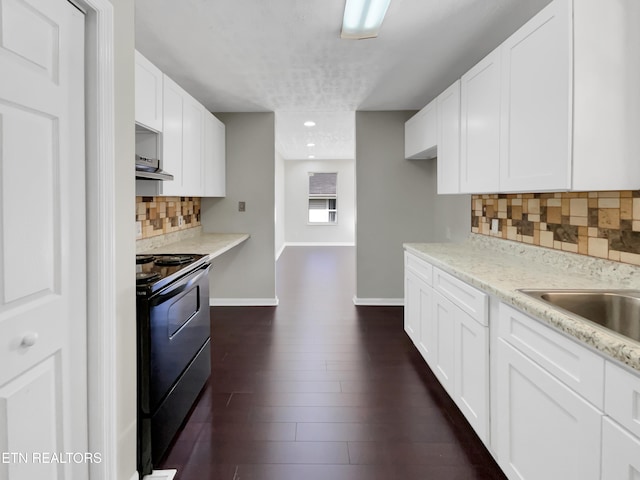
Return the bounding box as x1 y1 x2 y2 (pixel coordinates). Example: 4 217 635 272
135 253 212 475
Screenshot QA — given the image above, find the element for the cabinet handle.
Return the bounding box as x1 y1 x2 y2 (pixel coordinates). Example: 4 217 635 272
21 332 38 347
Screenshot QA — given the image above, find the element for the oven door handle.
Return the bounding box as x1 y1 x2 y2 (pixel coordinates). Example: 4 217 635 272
150 264 210 305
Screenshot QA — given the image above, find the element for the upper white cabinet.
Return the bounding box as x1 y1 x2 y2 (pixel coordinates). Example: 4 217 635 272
181 94 205 195
135 51 163 132
460 48 501 194
417 0 640 194
405 99 437 159
203 112 226 197
499 0 570 191
135 51 227 197
158 75 186 196
436 80 461 194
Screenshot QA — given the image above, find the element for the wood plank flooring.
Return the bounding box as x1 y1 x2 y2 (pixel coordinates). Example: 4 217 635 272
159 246 506 479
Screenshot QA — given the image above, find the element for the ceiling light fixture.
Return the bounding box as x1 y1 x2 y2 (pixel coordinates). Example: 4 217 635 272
308 155 315 159
304 121 316 127
341 0 391 40
307 143 316 147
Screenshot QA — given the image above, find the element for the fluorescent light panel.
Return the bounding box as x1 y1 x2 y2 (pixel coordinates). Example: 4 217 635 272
341 0 391 40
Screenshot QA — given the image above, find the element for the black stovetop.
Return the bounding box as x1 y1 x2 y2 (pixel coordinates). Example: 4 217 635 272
136 253 209 296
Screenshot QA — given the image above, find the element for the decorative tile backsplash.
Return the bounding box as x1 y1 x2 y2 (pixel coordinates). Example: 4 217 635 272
136 196 201 240
472 191 640 266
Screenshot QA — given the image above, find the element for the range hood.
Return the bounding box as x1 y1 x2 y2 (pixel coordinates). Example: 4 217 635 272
135 155 174 181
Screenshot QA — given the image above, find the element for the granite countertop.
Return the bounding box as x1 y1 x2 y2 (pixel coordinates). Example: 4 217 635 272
404 234 640 372
137 227 250 262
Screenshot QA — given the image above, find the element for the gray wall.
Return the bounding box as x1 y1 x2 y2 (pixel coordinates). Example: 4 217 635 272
110 0 137 477
201 113 276 303
355 111 470 301
275 150 286 258
284 159 355 245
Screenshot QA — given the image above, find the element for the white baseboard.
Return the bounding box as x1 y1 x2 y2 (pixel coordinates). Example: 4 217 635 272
210 297 279 306
143 470 177 480
275 243 286 260
352 296 405 306
284 242 355 247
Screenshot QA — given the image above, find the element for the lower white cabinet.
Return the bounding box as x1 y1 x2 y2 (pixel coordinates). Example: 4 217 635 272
404 252 489 442
495 337 601 480
601 417 640 480
404 268 422 344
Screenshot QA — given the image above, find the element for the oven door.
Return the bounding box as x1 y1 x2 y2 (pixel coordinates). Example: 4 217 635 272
147 263 211 412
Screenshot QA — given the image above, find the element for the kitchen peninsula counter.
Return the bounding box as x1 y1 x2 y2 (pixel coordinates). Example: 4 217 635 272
404 234 640 372
137 227 250 262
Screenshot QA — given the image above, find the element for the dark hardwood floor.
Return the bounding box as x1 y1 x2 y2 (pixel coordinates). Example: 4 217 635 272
160 246 506 479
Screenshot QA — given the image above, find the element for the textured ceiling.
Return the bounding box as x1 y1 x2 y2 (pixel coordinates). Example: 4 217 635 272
135 0 551 159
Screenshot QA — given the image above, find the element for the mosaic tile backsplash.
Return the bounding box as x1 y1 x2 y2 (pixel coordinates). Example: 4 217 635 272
472 191 640 266
136 196 201 240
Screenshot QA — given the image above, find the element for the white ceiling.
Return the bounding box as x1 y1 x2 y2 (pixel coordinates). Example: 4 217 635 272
135 0 551 160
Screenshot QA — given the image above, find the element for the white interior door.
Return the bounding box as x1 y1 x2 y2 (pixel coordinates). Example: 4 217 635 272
0 0 87 478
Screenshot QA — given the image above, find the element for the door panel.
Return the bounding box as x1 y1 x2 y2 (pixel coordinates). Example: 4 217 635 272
0 356 62 479
0 0 87 478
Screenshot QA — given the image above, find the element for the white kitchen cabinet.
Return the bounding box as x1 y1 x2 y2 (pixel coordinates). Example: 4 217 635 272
404 268 422 345
153 75 207 197
495 303 603 480
181 94 204 196
472 0 640 193
405 98 437 160
454 308 488 440
499 0 570 192
601 417 640 480
432 291 456 395
135 50 163 132
436 80 461 194
460 48 501 193
158 75 185 196
495 337 602 480
404 253 489 442
203 112 226 197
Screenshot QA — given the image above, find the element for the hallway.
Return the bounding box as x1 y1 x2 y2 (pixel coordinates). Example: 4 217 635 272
160 246 506 479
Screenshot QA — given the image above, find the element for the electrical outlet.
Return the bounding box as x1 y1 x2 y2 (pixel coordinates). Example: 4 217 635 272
445 227 452 240
136 221 142 238
239 201 246 212
178 216 183 226
490 218 499 234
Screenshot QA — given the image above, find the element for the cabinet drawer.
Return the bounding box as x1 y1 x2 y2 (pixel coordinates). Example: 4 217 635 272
499 303 605 408
405 252 432 286
433 268 487 325
605 361 640 438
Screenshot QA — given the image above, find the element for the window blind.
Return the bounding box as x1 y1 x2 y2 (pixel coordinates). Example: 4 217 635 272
309 172 337 196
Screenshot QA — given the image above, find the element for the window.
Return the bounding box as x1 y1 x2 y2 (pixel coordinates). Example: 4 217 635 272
308 172 337 224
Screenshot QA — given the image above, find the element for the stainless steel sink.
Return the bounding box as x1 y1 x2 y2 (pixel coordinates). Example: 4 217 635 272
518 289 640 343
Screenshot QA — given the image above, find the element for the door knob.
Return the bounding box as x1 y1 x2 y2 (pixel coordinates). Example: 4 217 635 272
21 332 38 347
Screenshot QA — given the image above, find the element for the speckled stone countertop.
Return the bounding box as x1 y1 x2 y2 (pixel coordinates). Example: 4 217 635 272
404 234 640 373
137 227 250 261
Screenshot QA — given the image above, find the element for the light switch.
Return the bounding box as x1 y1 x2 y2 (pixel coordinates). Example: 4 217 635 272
239 201 246 212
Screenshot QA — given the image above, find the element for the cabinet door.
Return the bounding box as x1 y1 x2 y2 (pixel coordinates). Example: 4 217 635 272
495 338 601 480
432 291 456 395
454 311 488 442
417 283 434 363
499 0 570 192
160 76 184 196
436 80 461 194
405 99 437 159
602 417 640 480
181 95 204 196
203 112 226 197
460 48 501 193
404 269 421 344
135 51 163 132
